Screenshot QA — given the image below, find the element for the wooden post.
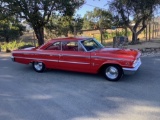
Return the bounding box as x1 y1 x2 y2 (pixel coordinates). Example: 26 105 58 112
155 23 157 37
149 22 151 41
100 27 103 44
158 24 159 36
152 22 154 39
33 32 36 47
74 25 76 37
146 25 148 41
125 27 128 37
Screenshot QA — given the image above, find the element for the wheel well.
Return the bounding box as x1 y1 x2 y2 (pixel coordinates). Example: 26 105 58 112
31 61 43 63
99 64 123 74
31 61 45 66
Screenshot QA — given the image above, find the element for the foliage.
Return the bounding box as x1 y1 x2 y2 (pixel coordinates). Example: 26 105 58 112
109 0 160 44
45 14 83 38
83 8 113 43
0 19 25 43
1 0 85 45
94 30 132 41
83 8 113 30
73 16 84 35
0 40 33 51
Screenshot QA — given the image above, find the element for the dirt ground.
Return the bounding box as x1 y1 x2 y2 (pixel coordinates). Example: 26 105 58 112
104 37 160 49
128 38 160 49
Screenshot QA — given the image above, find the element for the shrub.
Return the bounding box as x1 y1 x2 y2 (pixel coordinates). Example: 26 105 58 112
0 40 33 51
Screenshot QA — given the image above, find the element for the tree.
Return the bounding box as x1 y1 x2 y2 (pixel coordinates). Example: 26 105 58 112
0 19 25 43
83 8 113 43
111 15 128 36
0 18 25 52
45 14 83 38
45 14 71 38
109 0 160 44
1 0 84 45
72 15 84 36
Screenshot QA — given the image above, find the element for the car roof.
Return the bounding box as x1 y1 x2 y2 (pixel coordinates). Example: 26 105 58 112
38 37 94 50
49 37 92 43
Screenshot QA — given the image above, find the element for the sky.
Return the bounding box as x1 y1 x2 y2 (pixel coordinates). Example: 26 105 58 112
76 0 160 17
76 0 109 17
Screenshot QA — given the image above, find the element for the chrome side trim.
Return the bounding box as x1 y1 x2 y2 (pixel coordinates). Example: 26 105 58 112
61 54 90 58
92 56 131 61
23 53 32 55
13 51 90 58
14 56 58 62
23 47 35 50
59 60 90 65
13 51 59 56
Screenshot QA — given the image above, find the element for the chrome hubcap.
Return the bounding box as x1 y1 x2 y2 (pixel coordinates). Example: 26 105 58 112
106 66 118 79
34 62 43 71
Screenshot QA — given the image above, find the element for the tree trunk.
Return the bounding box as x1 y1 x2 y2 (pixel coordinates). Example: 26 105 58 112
131 24 145 44
100 31 103 44
149 23 151 41
124 27 128 37
6 36 9 43
146 26 148 41
64 34 68 37
99 29 103 44
33 26 44 46
64 31 68 37
152 23 154 39
131 32 138 44
5 37 10 52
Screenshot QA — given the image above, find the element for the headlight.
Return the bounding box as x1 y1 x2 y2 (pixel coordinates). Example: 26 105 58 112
133 58 140 67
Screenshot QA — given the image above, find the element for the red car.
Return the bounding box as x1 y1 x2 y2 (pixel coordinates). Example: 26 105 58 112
11 37 141 81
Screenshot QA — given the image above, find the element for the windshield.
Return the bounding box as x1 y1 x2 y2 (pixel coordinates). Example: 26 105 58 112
80 38 104 51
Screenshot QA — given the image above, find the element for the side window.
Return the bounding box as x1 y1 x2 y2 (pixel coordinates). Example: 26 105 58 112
46 42 61 50
62 41 78 51
81 39 99 51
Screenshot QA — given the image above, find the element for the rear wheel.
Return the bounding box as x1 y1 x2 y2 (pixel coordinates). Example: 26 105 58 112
103 65 123 81
32 62 45 72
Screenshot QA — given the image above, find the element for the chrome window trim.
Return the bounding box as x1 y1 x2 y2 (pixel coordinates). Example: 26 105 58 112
78 40 87 52
92 38 104 48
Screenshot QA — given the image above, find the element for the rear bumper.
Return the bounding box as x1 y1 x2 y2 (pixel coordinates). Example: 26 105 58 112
11 56 15 62
123 59 142 75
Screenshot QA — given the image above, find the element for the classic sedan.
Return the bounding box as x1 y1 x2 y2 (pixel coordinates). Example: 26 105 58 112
11 37 141 81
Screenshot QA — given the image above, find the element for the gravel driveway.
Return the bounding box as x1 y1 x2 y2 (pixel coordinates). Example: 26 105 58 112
0 53 160 120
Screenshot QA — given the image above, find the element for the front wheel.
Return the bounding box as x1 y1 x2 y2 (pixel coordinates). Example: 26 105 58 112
32 62 45 72
103 65 123 81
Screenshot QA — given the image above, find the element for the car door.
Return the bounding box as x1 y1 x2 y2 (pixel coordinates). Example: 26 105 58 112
41 41 61 69
59 41 91 73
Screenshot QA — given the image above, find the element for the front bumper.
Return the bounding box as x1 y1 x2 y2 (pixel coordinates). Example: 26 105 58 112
123 58 142 75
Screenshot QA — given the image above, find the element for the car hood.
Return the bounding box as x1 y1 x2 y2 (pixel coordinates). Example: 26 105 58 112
95 47 140 60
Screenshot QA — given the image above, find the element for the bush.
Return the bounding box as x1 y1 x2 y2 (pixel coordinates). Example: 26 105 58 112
0 40 33 51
